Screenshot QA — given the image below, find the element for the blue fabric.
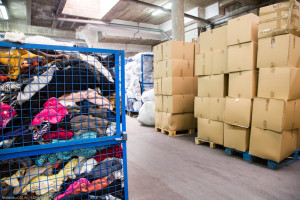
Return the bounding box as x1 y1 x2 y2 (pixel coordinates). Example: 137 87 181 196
0 127 29 142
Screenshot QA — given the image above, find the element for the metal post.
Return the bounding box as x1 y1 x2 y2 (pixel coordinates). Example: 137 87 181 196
172 0 185 41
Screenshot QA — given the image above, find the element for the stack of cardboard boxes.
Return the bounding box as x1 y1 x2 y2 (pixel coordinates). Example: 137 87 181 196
223 13 259 152
249 0 300 163
194 26 228 146
153 40 197 135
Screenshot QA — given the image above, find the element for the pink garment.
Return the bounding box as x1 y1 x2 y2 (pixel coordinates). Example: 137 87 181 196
31 97 68 126
42 128 74 141
0 102 17 129
58 89 112 110
54 178 91 200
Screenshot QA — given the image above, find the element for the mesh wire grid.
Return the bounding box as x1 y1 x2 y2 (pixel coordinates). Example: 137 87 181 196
0 42 127 200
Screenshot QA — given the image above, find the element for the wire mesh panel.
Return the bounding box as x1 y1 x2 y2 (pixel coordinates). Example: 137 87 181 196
0 42 127 200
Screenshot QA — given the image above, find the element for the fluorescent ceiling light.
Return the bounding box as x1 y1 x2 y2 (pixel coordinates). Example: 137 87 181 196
152 2 172 16
62 0 119 19
0 5 8 20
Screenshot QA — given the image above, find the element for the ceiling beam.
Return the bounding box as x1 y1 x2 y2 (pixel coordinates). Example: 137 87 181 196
220 0 238 8
26 0 32 25
52 0 67 29
122 0 212 25
235 0 261 5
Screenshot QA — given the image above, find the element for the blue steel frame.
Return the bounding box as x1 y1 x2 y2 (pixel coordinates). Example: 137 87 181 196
0 41 128 200
125 54 154 114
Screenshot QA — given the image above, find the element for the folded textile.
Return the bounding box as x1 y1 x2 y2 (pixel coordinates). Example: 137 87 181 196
30 97 68 126
0 102 17 130
73 158 98 176
58 89 112 110
71 115 110 136
94 144 123 162
76 100 108 118
43 128 74 141
54 178 91 200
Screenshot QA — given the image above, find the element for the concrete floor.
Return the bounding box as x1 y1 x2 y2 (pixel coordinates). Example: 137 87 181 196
126 116 300 200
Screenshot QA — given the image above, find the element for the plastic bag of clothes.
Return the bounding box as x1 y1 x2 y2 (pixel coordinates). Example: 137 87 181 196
137 101 155 126
141 89 154 103
133 101 142 112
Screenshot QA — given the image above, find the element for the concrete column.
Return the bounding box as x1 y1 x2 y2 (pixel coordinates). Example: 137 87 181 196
172 0 185 41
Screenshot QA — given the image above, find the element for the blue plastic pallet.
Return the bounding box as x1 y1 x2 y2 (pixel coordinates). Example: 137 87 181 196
225 148 299 170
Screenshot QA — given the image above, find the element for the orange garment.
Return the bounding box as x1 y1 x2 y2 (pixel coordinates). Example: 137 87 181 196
72 178 109 195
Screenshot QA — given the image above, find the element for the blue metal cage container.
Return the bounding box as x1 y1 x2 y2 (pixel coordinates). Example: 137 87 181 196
0 42 128 200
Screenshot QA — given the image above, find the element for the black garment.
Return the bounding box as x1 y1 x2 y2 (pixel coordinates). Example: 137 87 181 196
0 158 33 178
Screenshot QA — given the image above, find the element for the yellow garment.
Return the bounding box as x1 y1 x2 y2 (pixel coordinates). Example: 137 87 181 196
1 169 25 187
22 157 83 195
0 49 40 79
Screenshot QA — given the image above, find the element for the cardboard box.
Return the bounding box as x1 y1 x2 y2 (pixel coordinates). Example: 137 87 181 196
154 61 163 79
162 113 196 131
197 118 224 145
193 77 198 95
224 124 250 152
198 74 228 97
258 0 300 38
163 40 195 60
154 78 162 95
249 126 298 162
162 59 194 77
153 43 163 62
228 42 257 72
257 34 300 68
195 43 200 54
195 52 213 76
163 95 195 113
227 13 259 46
199 26 227 52
257 67 300 100
224 97 252 128
162 77 195 95
194 97 210 118
155 111 163 128
228 70 258 98
252 98 300 132
210 98 225 122
212 49 228 74
155 95 163 112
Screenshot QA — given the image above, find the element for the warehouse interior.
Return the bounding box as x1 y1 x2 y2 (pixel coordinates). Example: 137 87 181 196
0 0 299 200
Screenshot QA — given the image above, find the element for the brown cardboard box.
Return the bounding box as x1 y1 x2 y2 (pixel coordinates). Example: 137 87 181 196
227 13 259 46
249 126 298 162
162 77 195 95
163 40 195 60
212 49 228 74
163 95 195 113
224 124 250 152
257 34 300 68
162 59 194 77
155 111 163 128
252 98 300 132
155 95 163 112
228 70 258 98
257 67 300 100
228 42 257 72
210 98 225 122
258 0 300 38
197 118 224 145
198 74 228 97
154 61 163 79
194 97 210 118
153 43 163 62
162 113 196 131
224 97 253 128
195 52 213 76
199 26 227 52
193 77 198 95
154 78 162 95
195 43 200 54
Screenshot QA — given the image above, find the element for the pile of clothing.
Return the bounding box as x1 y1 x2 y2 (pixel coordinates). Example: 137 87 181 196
125 53 154 112
0 46 125 199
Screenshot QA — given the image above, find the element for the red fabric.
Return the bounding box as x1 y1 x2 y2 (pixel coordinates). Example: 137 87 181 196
43 128 74 140
72 178 108 195
94 144 123 162
0 75 8 82
53 162 60 169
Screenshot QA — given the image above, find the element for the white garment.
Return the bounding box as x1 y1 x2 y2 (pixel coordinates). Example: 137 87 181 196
73 158 98 175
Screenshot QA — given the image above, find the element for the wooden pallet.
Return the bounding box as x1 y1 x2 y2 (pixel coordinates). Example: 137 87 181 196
225 148 300 170
194 137 219 148
155 127 195 137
